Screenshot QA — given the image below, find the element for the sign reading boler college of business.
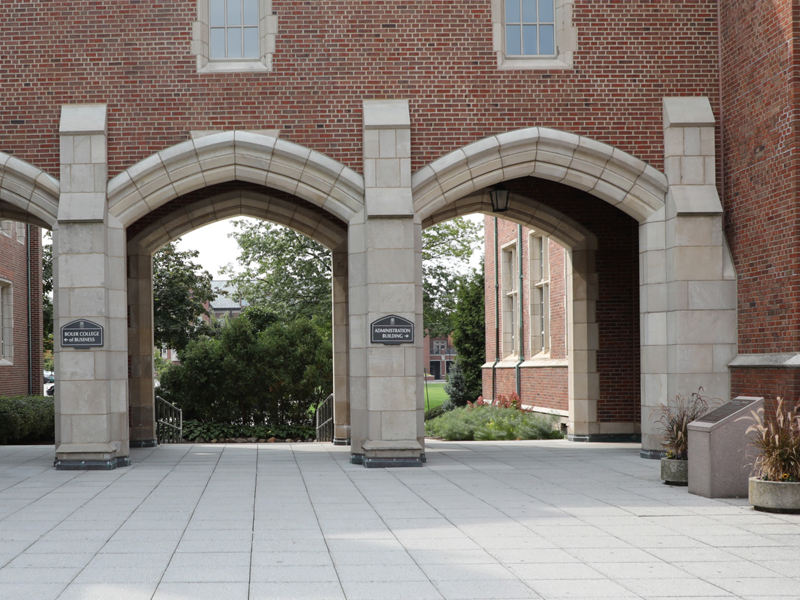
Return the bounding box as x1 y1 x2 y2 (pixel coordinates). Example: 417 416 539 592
61 319 104 349
370 315 414 345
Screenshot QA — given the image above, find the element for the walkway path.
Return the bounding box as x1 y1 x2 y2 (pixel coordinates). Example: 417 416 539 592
0 441 798 599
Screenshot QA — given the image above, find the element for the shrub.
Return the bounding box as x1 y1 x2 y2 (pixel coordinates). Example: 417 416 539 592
182 420 314 442
424 403 449 421
444 359 469 407
0 396 55 444
745 398 800 482
426 405 562 441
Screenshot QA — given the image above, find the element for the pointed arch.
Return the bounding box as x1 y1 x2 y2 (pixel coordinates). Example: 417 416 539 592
0 151 59 229
412 127 668 223
107 132 365 228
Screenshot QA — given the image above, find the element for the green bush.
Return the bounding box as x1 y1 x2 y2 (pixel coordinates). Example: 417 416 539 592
424 403 450 421
182 420 314 442
159 313 332 429
425 405 563 441
0 396 55 444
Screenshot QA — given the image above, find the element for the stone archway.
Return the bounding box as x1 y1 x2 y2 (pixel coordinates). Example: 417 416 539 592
422 191 600 439
411 100 737 454
0 151 59 228
125 184 351 448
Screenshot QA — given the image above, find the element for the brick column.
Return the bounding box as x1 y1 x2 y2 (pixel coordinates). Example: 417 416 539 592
332 240 351 444
348 100 423 467
54 105 130 470
640 97 737 456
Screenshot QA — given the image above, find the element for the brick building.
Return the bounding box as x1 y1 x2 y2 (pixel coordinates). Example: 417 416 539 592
0 1 796 467
0 221 43 397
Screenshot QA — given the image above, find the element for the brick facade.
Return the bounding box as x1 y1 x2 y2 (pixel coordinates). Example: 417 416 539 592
0 224 43 397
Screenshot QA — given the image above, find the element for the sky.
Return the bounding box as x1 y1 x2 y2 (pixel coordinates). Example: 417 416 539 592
176 214 486 279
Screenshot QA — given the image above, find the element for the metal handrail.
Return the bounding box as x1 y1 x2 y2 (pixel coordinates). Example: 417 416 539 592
156 395 183 444
316 394 334 442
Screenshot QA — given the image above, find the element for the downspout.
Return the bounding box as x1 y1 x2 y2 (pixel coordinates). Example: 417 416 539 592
515 224 524 397
26 224 32 396
492 217 500 401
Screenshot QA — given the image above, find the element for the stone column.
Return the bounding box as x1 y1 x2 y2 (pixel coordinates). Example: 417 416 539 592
567 247 599 439
332 240 351 444
640 97 737 455
348 99 423 467
54 104 130 470
127 245 156 447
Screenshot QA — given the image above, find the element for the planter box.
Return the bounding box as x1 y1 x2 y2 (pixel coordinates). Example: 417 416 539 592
749 478 800 514
661 458 688 486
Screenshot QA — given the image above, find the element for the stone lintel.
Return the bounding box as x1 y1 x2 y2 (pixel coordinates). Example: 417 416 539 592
663 97 715 128
57 193 107 223
60 104 108 136
728 353 800 369
363 99 410 130
365 188 413 217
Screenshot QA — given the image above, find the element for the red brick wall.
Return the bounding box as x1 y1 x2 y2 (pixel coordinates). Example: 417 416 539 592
720 0 800 401
483 179 640 423
0 224 43 397
0 1 718 179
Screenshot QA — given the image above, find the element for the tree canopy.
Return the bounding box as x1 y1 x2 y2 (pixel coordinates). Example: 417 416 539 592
450 266 486 402
153 242 215 351
222 217 481 339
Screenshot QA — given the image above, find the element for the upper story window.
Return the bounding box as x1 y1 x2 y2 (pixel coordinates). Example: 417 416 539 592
505 0 555 58
491 0 576 70
15 222 25 245
502 243 519 358
193 0 278 73
0 279 12 366
0 221 11 238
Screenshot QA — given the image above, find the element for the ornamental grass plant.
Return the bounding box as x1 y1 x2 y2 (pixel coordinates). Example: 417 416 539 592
656 388 715 460
744 398 800 482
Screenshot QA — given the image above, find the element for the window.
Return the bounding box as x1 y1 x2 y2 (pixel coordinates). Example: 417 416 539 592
505 0 555 57
502 243 519 357
492 0 576 70
15 222 25 245
432 340 447 355
0 279 12 366
529 234 550 355
0 221 11 238
192 0 278 73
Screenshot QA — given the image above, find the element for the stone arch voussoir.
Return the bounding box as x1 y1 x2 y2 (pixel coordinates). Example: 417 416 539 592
0 151 59 228
412 127 667 224
108 132 364 228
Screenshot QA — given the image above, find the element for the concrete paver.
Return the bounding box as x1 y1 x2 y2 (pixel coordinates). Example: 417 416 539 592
0 440 799 599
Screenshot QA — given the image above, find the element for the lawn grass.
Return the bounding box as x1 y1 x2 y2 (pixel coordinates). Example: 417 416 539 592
423 382 450 411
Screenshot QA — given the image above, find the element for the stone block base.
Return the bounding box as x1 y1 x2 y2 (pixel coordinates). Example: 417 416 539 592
333 437 351 446
358 439 423 468
568 433 642 443
130 439 158 448
364 457 423 468
640 449 664 460
55 456 131 470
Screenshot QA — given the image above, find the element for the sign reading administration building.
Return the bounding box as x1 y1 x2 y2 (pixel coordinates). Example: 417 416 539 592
370 315 414 345
61 320 104 349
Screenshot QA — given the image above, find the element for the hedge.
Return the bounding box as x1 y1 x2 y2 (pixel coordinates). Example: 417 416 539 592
0 396 55 444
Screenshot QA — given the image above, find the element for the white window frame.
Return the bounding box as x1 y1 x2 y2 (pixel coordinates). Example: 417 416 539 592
491 0 576 70
0 279 13 366
0 221 11 238
529 233 550 356
15 222 25 245
432 339 447 355
501 242 519 358
192 0 278 73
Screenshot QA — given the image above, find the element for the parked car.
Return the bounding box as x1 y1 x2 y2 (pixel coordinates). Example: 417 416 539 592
43 370 54 383
46 384 55 396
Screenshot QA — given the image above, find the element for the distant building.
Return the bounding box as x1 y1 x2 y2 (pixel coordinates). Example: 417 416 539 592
204 280 248 321
0 221 43 396
424 334 457 381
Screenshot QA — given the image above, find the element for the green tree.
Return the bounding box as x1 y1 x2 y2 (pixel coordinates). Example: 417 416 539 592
222 221 332 330
422 217 482 338
223 217 481 340
443 359 469 408
152 242 215 352
450 266 485 402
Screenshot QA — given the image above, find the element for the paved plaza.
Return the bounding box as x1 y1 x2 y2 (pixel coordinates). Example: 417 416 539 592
0 441 798 600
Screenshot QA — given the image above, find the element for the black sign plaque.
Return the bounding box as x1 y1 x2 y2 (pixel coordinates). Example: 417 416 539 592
61 319 104 349
371 315 414 345
694 398 759 424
